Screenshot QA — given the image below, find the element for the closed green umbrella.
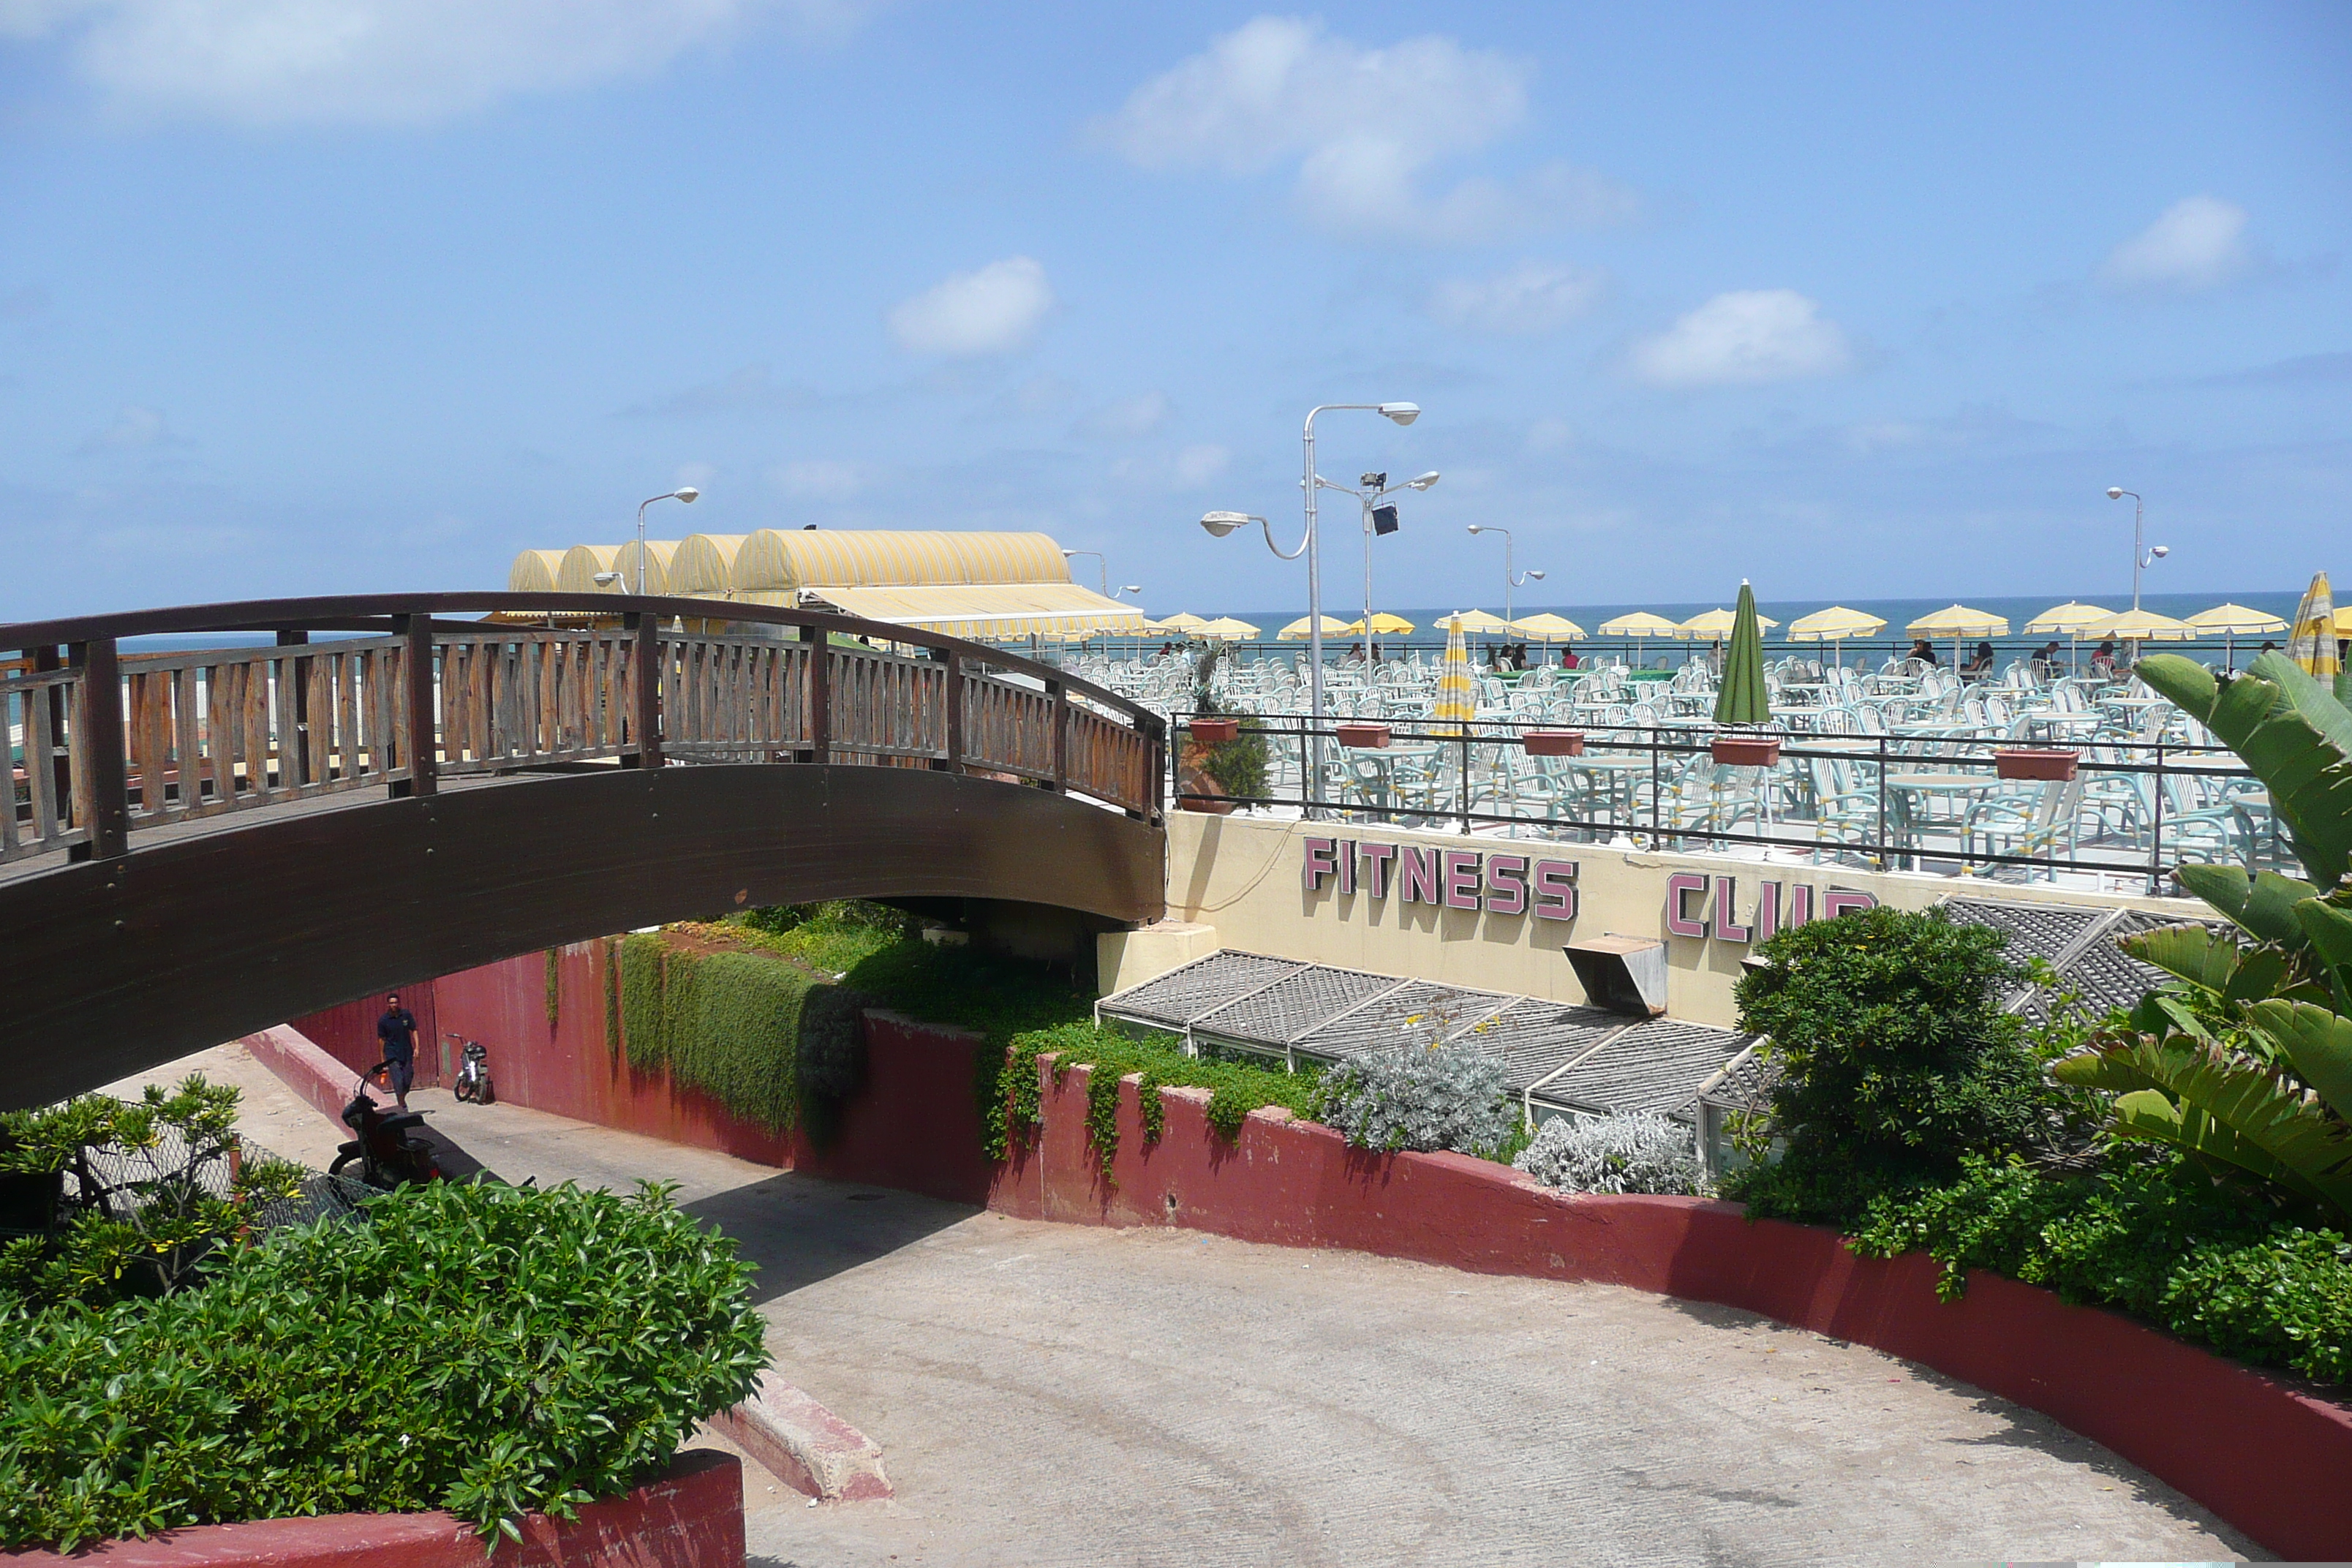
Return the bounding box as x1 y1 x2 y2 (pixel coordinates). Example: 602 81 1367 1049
1714 579 1769 728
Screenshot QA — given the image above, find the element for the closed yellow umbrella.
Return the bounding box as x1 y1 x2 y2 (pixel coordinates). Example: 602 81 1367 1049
1509 612 1587 641
1432 616 1477 734
1199 617 1261 641
1277 614 1352 640
2287 573 2339 677
1675 606 1779 639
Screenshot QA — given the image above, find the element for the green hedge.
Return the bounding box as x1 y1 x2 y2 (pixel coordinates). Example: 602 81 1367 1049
999 1021 1322 1175
616 932 864 1135
0 1180 766 1551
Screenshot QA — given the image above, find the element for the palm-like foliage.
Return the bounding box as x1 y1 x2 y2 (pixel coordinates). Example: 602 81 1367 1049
2052 652 2352 1215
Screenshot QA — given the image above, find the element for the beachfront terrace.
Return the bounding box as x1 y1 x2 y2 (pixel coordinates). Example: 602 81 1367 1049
1074 647 2280 891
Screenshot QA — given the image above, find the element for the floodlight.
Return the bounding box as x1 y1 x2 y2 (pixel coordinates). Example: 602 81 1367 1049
1406 471 1440 491
1200 511 1248 538
1378 402 1420 426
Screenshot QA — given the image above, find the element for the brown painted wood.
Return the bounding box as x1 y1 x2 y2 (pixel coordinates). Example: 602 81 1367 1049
400 615 437 796
0 764 1164 1109
72 638 129 859
802 625 831 764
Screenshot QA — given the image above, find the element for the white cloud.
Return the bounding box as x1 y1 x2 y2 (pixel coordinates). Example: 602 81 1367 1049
1099 15 1635 243
1112 442 1229 491
1627 290 1855 388
1431 263 1604 335
5 0 869 125
2099 195 2255 292
78 403 175 451
886 257 1053 357
1079 391 1171 440
770 459 864 501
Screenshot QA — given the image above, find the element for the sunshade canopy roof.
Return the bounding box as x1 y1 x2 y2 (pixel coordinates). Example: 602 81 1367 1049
1597 611 1681 636
802 582 1146 639
1907 603 2011 637
1445 609 1511 633
1785 606 1885 641
1156 611 1213 632
2024 602 2115 635
1277 614 1353 639
731 528 1069 592
2081 609 2198 641
557 544 621 594
1344 612 1417 635
1509 612 1587 640
507 549 566 594
1198 617 1260 640
1676 607 1780 638
2184 603 2288 635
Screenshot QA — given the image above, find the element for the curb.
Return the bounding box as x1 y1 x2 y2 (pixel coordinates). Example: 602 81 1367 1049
708 1373 892 1502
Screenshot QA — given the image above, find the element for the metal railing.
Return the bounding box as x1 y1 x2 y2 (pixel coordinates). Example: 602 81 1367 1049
1170 710 2281 887
4 592 1166 869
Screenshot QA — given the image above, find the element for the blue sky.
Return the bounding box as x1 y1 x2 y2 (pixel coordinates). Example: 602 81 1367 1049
2 1 2348 621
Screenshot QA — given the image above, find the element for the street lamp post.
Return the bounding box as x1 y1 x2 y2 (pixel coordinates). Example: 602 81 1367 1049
1314 469 1440 660
1464 524 1546 627
633 486 701 593
2104 486 2170 611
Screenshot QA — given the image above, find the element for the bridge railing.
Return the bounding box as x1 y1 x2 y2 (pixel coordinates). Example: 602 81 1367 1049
4 592 1164 867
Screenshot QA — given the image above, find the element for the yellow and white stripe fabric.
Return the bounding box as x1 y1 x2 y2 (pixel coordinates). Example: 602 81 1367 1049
1433 614 1477 734
2288 573 2340 676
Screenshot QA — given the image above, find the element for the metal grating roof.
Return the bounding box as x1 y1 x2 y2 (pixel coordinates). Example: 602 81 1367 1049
1539 1019 1755 1121
1939 896 2114 964
2054 909 2196 1017
1938 896 2226 1022
1695 1046 1779 1114
1470 1000 1636 1088
1191 964 1406 1047
1289 981 1516 1063
1096 950 1305 1028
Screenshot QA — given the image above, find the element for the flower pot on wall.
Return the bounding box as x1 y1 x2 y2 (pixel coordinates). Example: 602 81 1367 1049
1335 723 1392 749
1187 717 1240 745
1175 743 1238 814
1523 730 1586 757
1710 734 1782 766
1995 748 2080 781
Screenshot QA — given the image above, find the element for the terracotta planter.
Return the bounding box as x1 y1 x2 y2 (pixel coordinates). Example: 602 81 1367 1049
1335 723 1392 750
1709 734 1782 766
1523 730 1586 757
1175 746 1238 814
1187 717 1240 745
1995 747 2080 782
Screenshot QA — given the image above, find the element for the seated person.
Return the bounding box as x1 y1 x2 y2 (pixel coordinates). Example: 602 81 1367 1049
1959 641 1996 678
2029 639 2062 676
1558 644 1580 671
1907 638 1939 666
2089 638 2119 677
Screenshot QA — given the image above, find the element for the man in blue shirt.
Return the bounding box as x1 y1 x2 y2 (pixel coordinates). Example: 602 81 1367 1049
376 994 419 1111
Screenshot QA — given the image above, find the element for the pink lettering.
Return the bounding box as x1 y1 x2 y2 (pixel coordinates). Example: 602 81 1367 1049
1397 845 1441 905
1336 840 1357 895
1357 842 1396 899
1823 889 1879 920
1786 883 1814 928
1484 853 1529 916
1532 859 1580 921
1442 851 1483 911
1665 872 1708 938
1711 875 1752 943
1302 837 1337 892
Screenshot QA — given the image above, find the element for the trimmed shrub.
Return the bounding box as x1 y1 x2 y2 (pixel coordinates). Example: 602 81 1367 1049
1725 905 2065 1226
1849 1151 2352 1384
1514 1114 1700 1196
0 1180 767 1551
1313 1043 1523 1160
1000 1022 1321 1176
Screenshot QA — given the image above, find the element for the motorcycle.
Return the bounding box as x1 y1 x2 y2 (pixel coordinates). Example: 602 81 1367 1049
330 1062 444 1189
451 1037 495 1105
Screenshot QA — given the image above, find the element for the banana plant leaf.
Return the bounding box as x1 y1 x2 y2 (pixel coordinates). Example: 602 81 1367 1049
2176 864 2323 949
2110 1088 2326 1206
2247 998 2352 1116
2137 652 2352 886
2294 897 2352 1010
2119 923 2271 998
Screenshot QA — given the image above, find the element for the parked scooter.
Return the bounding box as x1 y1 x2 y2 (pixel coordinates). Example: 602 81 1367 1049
330 1062 444 1189
451 1038 495 1105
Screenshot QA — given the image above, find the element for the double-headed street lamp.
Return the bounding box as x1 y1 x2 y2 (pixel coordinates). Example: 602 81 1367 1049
2104 486 2170 611
1315 468 1439 659
1061 549 1142 600
1464 524 1545 627
1201 400 1421 816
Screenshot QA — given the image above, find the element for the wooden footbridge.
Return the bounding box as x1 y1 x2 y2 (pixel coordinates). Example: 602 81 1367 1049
1 594 1166 1108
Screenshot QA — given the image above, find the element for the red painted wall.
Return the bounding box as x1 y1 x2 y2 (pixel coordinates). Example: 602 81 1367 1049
287 988 442 1088
4 1450 741 1568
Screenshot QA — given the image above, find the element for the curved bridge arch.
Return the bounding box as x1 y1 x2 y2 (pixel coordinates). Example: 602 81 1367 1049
2 593 1167 1109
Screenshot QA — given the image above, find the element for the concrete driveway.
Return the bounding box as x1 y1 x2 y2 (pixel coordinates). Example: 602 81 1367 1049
127 1047 2260 1565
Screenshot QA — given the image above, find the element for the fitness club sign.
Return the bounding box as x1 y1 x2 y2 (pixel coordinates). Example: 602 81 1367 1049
1301 835 1878 946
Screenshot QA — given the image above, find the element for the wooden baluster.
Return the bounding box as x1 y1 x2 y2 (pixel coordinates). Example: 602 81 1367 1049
801 625 831 764
26 653 62 845
628 612 663 767
72 638 129 859
1048 677 1068 792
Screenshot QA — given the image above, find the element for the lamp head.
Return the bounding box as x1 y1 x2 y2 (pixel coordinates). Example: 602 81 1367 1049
1060 548 1079 557
2106 487 2124 500
1407 470 1439 491
592 570 621 587
2151 544 2169 559
1199 510 1248 539
1465 524 1485 535
1378 402 1420 426
1123 584 1142 595
1528 569 1547 581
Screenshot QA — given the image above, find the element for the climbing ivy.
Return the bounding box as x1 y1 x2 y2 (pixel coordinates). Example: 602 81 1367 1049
543 947 561 1029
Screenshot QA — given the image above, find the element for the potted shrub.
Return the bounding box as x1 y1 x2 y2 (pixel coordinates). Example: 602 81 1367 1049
1523 730 1586 757
1335 722 1392 749
1994 748 2080 781
1710 734 1782 766
1175 646 1265 813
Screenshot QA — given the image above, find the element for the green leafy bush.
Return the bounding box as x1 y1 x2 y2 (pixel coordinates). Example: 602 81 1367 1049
0 1077 304 1310
0 1180 767 1551
1725 906 2072 1226
998 1022 1322 1175
1849 1151 2352 1384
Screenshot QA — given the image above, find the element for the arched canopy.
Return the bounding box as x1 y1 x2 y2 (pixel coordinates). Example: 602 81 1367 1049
732 529 1071 591
508 550 566 593
557 544 622 594
672 534 752 595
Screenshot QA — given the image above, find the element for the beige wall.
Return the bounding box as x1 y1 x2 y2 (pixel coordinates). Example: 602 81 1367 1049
1143 812 2204 1029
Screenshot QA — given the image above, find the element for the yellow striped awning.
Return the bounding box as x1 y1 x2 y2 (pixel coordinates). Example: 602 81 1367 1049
802 582 1147 639
732 529 1070 590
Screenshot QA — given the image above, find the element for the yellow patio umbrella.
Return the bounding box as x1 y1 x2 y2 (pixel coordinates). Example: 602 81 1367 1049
1432 615 1477 734
1508 612 1587 641
2288 572 2340 678
1198 617 1261 641
1907 603 2010 668
2337 606 2352 636
1343 611 1417 636
1786 606 1885 667
1276 614 1352 641
1445 608 1512 635
1597 611 1679 636
1156 611 1213 633
2185 603 2287 669
2024 602 2114 634
1675 606 1780 639
2081 609 2198 644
